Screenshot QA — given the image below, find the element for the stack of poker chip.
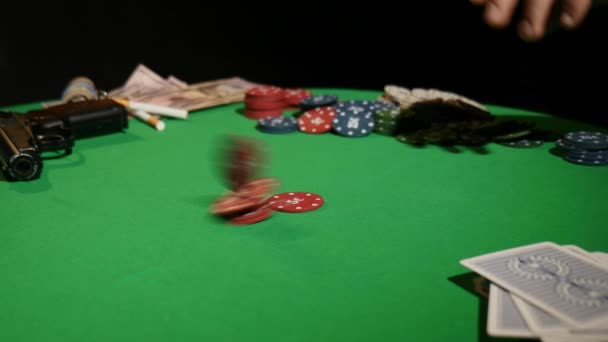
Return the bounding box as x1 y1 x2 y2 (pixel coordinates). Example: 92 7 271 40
283 88 312 108
555 131 608 166
374 107 400 135
244 86 312 120
332 100 395 137
244 86 287 120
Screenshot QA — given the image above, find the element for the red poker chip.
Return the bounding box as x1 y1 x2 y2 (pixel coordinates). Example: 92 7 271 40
245 97 287 110
246 86 285 101
266 192 324 213
298 107 336 134
229 205 273 225
283 88 312 106
236 177 280 201
225 136 259 190
210 193 259 216
245 108 284 120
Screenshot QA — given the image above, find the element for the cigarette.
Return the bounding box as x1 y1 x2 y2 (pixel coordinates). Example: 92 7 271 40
113 98 188 119
130 109 166 131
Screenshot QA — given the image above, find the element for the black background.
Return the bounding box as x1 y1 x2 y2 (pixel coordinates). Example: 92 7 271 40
0 2 606 126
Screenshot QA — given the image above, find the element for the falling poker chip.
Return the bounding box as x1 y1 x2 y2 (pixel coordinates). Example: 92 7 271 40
498 139 544 148
228 204 273 225
236 177 281 201
266 192 324 213
563 131 608 150
210 193 260 216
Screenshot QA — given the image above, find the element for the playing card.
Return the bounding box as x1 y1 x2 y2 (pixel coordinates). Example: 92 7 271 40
487 284 536 338
460 242 608 328
509 245 603 334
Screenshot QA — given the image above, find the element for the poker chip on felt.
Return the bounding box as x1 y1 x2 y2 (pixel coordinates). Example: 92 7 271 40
375 107 400 119
245 97 286 110
300 95 338 109
298 106 336 134
562 154 608 166
283 88 312 106
257 116 298 134
228 205 273 225
246 86 285 101
332 107 374 137
497 139 544 148
563 131 608 150
245 108 284 120
266 192 324 213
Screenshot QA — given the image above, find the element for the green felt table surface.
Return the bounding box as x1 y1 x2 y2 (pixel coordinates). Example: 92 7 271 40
1 88 607 342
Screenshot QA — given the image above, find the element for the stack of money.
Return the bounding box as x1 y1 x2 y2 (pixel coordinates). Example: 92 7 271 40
460 242 608 342
110 64 259 113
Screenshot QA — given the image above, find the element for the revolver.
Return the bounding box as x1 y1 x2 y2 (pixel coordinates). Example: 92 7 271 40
0 98 128 181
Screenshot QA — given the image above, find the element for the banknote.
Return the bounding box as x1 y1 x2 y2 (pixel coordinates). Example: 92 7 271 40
134 77 259 112
109 64 181 99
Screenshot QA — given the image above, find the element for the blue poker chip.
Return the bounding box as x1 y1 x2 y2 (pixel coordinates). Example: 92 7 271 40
555 138 586 152
498 139 544 148
257 116 298 134
299 95 338 109
332 107 374 137
563 131 608 150
563 149 608 159
562 153 608 166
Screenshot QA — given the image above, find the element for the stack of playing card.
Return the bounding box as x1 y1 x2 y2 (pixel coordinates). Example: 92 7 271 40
460 242 608 342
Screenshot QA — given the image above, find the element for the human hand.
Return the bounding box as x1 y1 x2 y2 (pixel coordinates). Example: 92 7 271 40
470 0 593 41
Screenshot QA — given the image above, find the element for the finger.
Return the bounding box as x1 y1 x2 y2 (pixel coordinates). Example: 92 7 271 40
470 0 488 6
484 0 520 28
560 0 592 29
518 0 555 41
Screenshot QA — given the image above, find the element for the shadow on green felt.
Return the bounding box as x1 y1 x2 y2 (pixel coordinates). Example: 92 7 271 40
448 272 536 342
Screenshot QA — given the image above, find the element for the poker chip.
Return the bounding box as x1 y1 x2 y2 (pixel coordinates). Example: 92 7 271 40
493 130 532 142
228 204 273 225
555 139 586 152
245 97 286 110
300 95 338 109
266 192 324 213
497 139 544 148
245 108 284 120
283 88 312 106
563 131 608 150
375 107 400 119
332 106 374 137
246 86 285 101
210 193 259 216
236 177 281 201
562 154 608 166
298 106 336 134
224 136 260 190
257 116 298 134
